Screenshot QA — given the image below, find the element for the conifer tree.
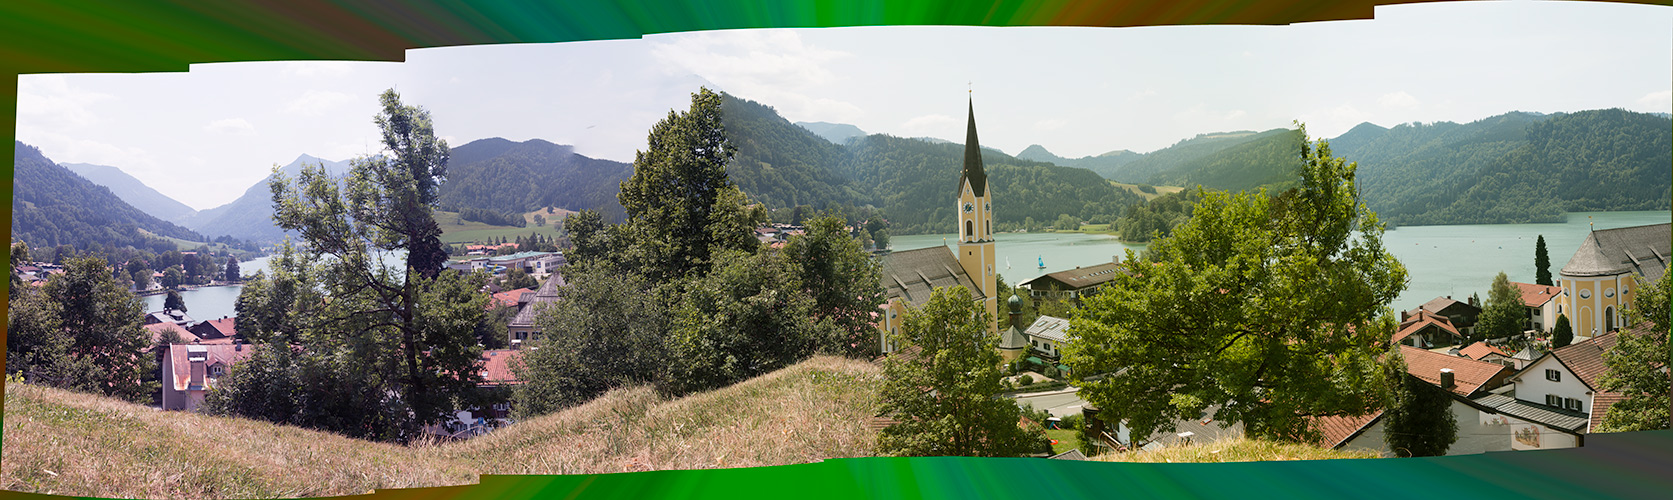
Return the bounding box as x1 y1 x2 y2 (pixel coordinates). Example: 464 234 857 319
1534 235 1553 286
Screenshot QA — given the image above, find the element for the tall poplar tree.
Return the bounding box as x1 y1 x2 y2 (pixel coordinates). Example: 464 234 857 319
1534 235 1553 286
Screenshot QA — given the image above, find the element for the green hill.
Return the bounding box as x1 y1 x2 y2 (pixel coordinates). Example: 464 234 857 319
1016 144 1143 180
1110 130 1272 185
11 141 204 252
1332 109 1671 225
1148 128 1303 193
437 138 632 223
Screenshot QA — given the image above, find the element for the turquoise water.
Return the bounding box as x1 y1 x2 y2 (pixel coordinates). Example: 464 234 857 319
140 250 405 318
891 211 1672 312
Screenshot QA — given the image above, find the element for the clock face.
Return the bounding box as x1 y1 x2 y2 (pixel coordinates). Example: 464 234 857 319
985 202 991 212
963 203 974 213
1579 289 1591 299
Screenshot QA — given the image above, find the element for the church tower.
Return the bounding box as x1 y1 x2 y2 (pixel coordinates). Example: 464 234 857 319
956 98 998 333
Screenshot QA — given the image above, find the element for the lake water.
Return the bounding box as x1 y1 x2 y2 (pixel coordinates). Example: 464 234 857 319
891 210 1672 312
140 250 405 320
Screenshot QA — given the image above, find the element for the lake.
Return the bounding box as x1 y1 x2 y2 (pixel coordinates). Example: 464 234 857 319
891 210 1672 312
140 250 405 320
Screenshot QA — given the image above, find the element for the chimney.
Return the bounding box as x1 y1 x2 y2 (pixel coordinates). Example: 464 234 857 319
1401 310 1409 322
1440 368 1455 392
187 345 208 389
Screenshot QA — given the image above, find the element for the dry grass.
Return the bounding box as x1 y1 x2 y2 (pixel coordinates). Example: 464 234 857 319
2 355 883 498
422 355 882 475
1092 436 1382 463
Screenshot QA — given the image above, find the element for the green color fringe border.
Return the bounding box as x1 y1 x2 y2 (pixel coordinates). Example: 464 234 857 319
1 1 1669 498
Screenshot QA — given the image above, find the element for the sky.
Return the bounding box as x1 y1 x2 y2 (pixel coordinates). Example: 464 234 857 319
15 1 1672 211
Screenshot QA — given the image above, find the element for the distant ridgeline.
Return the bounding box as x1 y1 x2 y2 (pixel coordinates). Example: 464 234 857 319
1333 109 1672 226
10 141 202 252
724 94 1146 235
436 138 631 224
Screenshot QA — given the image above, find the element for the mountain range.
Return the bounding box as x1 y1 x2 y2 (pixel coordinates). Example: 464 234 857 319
11 142 203 252
19 99 1670 249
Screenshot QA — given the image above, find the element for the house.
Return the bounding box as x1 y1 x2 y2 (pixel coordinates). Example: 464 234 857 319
1016 260 1123 306
1404 296 1481 338
1503 324 1665 433
1391 309 1462 349
488 286 535 310
425 349 525 438
188 316 238 342
1314 346 1574 456
144 322 202 347
876 99 998 354
507 272 567 348
1555 222 1669 340
529 254 566 276
1458 341 1513 367
1511 282 1563 333
160 343 254 411
1022 315 1071 359
144 309 194 326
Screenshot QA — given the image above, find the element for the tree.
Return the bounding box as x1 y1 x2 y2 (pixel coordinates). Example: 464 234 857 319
1062 129 1405 443
782 215 886 358
615 87 760 283
38 256 157 402
533 214 546 227
877 286 1051 457
1534 235 1553 286
1597 273 1671 432
1476 272 1524 341
1382 346 1458 457
661 248 832 396
164 288 186 312
258 89 487 442
161 265 185 289
499 267 537 290
513 263 666 417
1552 314 1574 349
224 256 241 282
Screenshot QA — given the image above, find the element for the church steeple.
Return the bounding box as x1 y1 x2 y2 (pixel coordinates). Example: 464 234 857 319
959 98 987 197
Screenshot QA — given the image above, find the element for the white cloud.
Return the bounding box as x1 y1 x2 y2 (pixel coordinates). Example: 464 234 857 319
1297 104 1372 138
649 29 862 122
899 114 957 136
1223 110 1247 121
1378 91 1420 109
16 74 115 129
1129 89 1159 101
205 118 256 136
1638 90 1672 111
1034 118 1067 132
284 89 357 116
283 61 356 77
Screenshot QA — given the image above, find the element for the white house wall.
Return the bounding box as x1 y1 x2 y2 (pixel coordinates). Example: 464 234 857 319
1514 357 1593 413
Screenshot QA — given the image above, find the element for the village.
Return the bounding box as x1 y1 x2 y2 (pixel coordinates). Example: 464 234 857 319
48 100 1661 459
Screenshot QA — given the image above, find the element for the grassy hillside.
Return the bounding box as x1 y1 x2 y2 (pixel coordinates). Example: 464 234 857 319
2 356 881 499
1094 437 1382 463
1108 181 1185 201
436 209 572 246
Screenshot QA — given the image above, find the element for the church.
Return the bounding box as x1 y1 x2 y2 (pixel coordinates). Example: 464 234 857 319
875 99 1005 355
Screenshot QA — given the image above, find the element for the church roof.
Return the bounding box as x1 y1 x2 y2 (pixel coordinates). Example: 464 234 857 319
957 98 988 197
1559 223 1670 280
880 246 986 308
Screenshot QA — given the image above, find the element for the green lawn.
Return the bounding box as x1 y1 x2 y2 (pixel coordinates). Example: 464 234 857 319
436 209 572 245
1046 429 1082 455
1107 181 1185 201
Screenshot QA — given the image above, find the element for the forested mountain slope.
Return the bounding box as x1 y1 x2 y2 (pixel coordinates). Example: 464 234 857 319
59 162 198 223
437 138 632 223
11 142 203 251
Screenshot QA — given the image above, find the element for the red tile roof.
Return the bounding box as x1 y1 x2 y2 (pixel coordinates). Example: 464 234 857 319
1511 282 1561 307
1548 329 1623 391
1400 345 1511 397
488 287 534 310
1590 393 1625 433
479 349 524 386
1392 310 1458 344
1315 411 1383 449
1458 341 1509 361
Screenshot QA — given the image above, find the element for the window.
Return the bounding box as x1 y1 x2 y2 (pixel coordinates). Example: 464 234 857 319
1564 398 1582 411
1545 395 1562 407
210 365 226 378
966 220 974 238
1545 369 1561 382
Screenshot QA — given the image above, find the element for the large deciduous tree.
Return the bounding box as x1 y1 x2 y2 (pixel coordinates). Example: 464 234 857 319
1597 273 1670 432
248 89 486 442
615 87 760 284
782 215 886 358
877 286 1050 457
511 264 667 417
1062 129 1406 443
662 248 831 396
1476 272 1525 341
33 256 156 402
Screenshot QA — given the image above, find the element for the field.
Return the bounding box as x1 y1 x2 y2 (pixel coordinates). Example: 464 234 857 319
1108 181 1185 201
435 208 576 246
2 356 881 499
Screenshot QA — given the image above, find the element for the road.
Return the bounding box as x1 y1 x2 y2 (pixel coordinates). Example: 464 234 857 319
1013 388 1088 418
